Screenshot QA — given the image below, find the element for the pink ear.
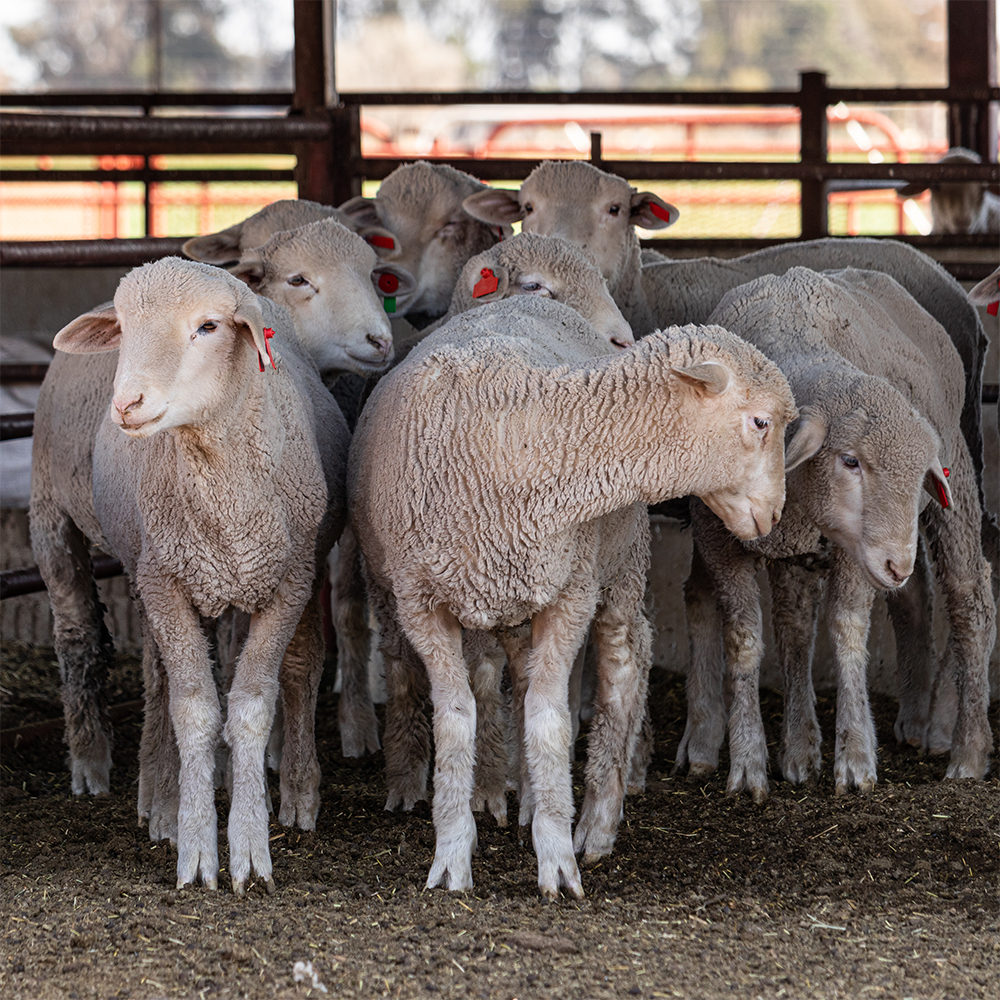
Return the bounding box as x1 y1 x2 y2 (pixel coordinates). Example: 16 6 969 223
52 307 121 354
923 460 953 509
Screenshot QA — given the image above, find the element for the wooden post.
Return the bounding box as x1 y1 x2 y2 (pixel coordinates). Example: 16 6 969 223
799 70 829 240
947 0 997 159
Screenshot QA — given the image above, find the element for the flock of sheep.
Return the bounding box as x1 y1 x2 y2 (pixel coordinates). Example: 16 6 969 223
26 156 999 901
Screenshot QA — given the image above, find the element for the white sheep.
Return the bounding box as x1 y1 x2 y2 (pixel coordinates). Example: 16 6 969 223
348 302 798 898
338 161 514 322
26 217 397 800
181 197 401 266
462 160 678 334
897 148 1000 235
333 233 636 764
678 267 994 801
31 259 349 894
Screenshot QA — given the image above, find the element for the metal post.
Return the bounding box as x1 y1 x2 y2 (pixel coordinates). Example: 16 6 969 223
799 71 829 240
946 0 997 158
293 0 336 204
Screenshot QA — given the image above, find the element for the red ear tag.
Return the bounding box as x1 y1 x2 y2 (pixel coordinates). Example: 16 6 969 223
942 467 949 477
497 226 504 242
473 267 499 298
649 202 674 223
988 301 998 316
378 273 399 294
935 480 949 508
258 326 277 372
368 235 395 250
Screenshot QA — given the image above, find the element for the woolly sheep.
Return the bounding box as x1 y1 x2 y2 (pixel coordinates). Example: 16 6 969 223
338 161 513 322
333 233 636 762
462 160 679 334
30 259 349 894
226 217 408 376
348 303 798 897
678 267 994 801
897 148 1000 235
181 197 401 266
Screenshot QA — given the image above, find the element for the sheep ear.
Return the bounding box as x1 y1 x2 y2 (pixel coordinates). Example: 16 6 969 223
52 306 121 354
672 361 730 396
630 192 680 230
784 409 827 471
462 188 525 225
923 457 954 510
967 268 1000 308
182 224 243 265
337 195 381 229
359 225 400 258
372 263 416 310
232 289 273 371
231 254 265 289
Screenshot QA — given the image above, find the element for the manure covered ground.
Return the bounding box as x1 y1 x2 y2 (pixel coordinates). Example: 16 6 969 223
1 641 997 1000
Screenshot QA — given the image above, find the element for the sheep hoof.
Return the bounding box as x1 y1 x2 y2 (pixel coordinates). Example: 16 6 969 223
263 877 277 896
857 779 875 797
231 877 246 898
687 761 717 777
749 787 768 805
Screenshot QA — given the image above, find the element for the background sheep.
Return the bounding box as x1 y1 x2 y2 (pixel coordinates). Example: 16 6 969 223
461 160 679 334
349 304 798 898
679 267 993 801
25 218 394 798
897 148 1000 235
338 161 513 323
32 259 349 894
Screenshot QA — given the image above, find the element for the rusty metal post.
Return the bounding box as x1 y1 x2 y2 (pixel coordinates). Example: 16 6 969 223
799 71 829 240
947 0 997 158
329 103 362 205
293 0 336 204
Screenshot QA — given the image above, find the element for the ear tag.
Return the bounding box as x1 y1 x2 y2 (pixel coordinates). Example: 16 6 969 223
497 226 504 242
649 202 673 223
378 272 399 313
935 480 949 508
258 326 277 372
988 301 998 317
942 467 949 477
473 267 499 298
368 234 395 250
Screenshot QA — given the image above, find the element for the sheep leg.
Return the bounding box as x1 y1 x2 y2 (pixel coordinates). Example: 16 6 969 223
29 505 113 795
827 552 878 795
497 627 533 828
574 605 652 865
522 601 593 901
276 590 325 832
136 605 180 844
332 528 381 757
885 536 939 750
767 561 824 785
676 542 726 776
139 572 222 890
465 630 509 826
921 447 995 780
225 582 312 897
400 603 478 893
367 579 431 811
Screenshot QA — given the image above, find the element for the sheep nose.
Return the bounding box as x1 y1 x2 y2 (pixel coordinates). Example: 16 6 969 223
886 560 910 586
113 393 143 421
367 332 393 357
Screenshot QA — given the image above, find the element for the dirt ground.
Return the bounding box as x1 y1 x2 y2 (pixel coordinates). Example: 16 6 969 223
1 642 997 1000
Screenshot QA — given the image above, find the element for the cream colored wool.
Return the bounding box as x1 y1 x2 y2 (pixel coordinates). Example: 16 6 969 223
349 303 797 899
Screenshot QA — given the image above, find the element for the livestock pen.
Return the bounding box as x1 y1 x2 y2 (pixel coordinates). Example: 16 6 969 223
1 1 998 997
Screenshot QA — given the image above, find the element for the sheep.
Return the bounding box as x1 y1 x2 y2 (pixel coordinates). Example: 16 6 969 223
181 197 402 267
677 267 994 801
897 148 1000 235
30 258 349 894
968 265 1000 312
333 233 636 763
338 161 513 323
348 301 798 897
25 218 397 799
461 160 679 334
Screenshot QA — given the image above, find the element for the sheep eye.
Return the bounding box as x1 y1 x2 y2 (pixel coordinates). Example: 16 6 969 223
287 275 308 287
520 281 541 292
841 454 860 469
197 321 217 335
522 203 533 214
753 416 769 430
609 204 621 216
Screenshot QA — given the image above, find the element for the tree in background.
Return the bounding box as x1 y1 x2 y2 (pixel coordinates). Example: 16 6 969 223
4 0 292 92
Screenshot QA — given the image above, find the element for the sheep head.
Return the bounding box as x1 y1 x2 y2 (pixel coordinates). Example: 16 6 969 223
53 258 273 439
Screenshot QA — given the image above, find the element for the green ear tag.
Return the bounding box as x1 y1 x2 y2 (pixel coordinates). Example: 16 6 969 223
383 296 396 314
